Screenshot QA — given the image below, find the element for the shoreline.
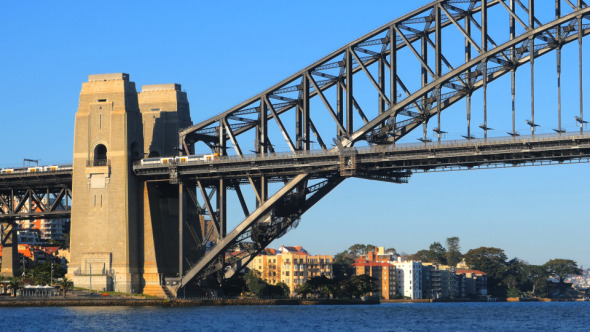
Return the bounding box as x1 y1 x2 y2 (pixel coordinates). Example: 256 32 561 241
0 296 584 307
0 297 379 307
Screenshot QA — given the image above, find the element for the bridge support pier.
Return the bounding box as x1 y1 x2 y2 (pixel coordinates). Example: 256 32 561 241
0 222 18 277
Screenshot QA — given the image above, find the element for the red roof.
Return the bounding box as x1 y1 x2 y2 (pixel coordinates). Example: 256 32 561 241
40 246 60 255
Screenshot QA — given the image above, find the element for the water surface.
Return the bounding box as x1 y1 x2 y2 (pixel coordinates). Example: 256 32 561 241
1 302 588 331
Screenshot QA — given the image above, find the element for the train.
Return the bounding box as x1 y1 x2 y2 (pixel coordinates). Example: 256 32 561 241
0 164 73 174
140 153 220 166
0 153 221 174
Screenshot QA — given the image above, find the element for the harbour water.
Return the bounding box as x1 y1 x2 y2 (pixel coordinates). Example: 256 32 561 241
1 301 588 331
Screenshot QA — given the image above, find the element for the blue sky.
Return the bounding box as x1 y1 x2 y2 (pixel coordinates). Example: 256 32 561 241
1 1 588 267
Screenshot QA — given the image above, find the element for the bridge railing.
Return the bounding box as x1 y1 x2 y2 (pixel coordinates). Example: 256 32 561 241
133 132 590 170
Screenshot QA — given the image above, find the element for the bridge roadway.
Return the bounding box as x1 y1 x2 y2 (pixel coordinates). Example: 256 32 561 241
132 132 590 182
2 132 590 189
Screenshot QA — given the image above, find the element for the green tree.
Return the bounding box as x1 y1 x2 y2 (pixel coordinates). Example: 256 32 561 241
347 274 377 298
307 275 338 298
384 248 397 255
333 251 355 281
275 282 290 297
57 277 73 297
463 247 508 297
543 259 583 283
429 242 447 265
295 282 312 299
29 262 66 285
221 274 247 296
347 244 367 257
408 249 436 263
7 277 21 297
244 270 268 298
525 264 549 297
445 237 462 267
503 258 530 291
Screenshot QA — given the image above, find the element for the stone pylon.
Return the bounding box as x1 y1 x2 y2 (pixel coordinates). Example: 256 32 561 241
138 83 194 297
68 73 143 293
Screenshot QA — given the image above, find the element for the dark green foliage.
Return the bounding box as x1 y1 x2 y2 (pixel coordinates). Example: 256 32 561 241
429 242 448 265
543 259 583 283
506 287 523 298
244 270 288 298
464 247 508 297
57 277 73 297
221 274 247 296
7 277 21 297
25 262 66 285
445 237 462 267
333 251 355 281
409 242 447 264
346 244 375 257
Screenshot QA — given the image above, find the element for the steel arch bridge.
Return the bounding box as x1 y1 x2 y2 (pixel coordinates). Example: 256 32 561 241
123 1 590 295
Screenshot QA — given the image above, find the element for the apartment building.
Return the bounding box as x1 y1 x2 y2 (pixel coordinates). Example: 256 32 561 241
353 261 397 299
247 245 333 295
392 258 423 299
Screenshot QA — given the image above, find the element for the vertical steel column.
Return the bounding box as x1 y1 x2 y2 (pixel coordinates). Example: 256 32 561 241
302 74 311 150
378 56 385 120
435 4 442 142
421 34 429 142
556 0 563 134
217 120 227 239
530 0 536 136
346 49 354 135
337 74 343 137
217 180 226 240
482 0 488 139
466 13 473 139
296 87 302 151
178 182 185 279
259 98 267 155
579 1 584 132
390 26 398 143
259 98 268 203
510 0 517 137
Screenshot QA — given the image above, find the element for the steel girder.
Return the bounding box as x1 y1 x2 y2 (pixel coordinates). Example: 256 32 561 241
0 185 72 220
167 1 590 296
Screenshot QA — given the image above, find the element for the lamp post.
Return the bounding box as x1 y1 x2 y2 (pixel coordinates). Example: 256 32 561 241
50 262 54 285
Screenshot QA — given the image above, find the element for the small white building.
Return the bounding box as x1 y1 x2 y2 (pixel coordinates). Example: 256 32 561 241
392 257 423 299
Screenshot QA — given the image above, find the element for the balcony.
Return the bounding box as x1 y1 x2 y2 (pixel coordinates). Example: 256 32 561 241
87 159 110 167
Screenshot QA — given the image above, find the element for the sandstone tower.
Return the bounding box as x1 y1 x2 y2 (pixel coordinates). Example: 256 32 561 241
69 73 143 292
68 74 195 295
138 83 193 297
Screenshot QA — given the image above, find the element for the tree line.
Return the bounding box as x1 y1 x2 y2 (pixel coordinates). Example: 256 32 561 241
333 238 584 298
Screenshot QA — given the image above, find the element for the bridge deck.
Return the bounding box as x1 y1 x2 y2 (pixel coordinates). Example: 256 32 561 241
132 132 590 181
2 133 589 187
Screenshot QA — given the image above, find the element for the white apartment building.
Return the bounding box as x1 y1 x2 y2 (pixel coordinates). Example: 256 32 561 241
392 258 423 299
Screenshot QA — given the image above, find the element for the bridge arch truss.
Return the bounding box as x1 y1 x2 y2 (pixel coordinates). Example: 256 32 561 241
163 0 590 295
